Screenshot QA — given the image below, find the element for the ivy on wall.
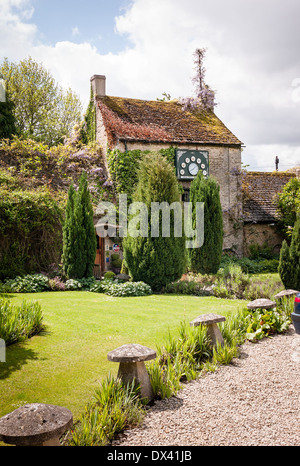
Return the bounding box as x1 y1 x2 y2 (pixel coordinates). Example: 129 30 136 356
107 146 177 204
0 182 64 279
80 86 96 144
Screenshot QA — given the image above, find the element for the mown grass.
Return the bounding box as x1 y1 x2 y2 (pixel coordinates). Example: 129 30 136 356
0 291 244 422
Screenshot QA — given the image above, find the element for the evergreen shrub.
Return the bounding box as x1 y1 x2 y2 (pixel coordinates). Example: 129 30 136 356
123 153 186 291
188 172 223 274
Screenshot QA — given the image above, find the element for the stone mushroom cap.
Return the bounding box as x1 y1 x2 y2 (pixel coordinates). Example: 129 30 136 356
190 313 226 326
274 289 299 299
107 344 156 363
0 403 73 446
247 298 276 310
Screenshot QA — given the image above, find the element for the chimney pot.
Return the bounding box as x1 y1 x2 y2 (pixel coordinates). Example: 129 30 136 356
90 75 106 98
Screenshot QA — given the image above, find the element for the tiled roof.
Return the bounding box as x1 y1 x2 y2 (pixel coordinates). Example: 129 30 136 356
97 96 242 147
242 171 295 223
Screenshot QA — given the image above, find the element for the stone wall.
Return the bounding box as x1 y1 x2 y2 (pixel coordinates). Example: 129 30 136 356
243 223 284 256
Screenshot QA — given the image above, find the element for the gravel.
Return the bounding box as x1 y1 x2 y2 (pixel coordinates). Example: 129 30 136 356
113 326 300 446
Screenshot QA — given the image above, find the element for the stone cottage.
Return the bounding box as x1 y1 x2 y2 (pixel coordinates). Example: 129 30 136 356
242 171 298 255
90 74 244 274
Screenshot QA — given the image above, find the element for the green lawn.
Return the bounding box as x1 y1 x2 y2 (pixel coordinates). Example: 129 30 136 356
0 291 245 421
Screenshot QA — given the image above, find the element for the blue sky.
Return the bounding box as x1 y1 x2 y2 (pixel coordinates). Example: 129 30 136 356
30 0 130 54
1 0 300 171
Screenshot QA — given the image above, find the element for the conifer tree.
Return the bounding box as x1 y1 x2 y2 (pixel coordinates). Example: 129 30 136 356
123 153 186 291
62 183 77 279
188 172 223 274
279 216 300 289
278 239 294 289
62 172 96 279
75 170 97 278
289 216 300 289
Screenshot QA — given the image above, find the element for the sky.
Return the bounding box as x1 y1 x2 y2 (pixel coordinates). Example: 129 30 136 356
1 0 300 171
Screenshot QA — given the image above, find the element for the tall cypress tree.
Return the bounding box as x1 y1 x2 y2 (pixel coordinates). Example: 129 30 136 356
289 216 300 289
62 183 77 279
123 152 186 291
279 216 300 289
278 239 294 289
188 172 223 274
75 170 97 278
62 172 96 279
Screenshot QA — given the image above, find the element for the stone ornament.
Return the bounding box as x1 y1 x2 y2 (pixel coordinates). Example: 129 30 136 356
190 313 226 347
107 344 156 401
0 403 73 446
247 299 276 310
274 289 299 300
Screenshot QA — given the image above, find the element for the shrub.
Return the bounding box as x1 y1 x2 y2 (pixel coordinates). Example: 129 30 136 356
0 186 63 280
163 279 212 296
105 281 152 297
48 276 66 291
111 254 122 269
90 280 152 297
243 275 283 300
245 307 291 342
70 375 145 446
123 152 186 291
213 263 250 299
0 298 44 345
65 277 95 290
103 271 115 281
248 242 275 260
4 274 50 293
188 172 223 274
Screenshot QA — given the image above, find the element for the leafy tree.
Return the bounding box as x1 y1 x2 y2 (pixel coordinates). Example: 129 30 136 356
0 56 82 146
123 152 186 291
277 177 300 239
278 216 300 290
62 172 96 279
188 172 223 274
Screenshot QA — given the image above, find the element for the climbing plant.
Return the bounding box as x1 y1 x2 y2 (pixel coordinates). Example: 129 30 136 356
80 85 96 144
107 146 176 205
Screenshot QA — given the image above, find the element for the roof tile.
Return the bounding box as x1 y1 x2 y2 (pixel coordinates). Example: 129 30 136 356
97 96 242 147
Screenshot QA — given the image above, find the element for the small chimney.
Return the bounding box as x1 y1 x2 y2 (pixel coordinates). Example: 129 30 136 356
90 75 106 98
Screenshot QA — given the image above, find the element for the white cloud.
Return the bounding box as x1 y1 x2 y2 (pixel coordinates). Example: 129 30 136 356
1 0 300 171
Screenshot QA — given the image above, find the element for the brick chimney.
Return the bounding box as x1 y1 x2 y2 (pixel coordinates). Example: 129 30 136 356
90 75 106 98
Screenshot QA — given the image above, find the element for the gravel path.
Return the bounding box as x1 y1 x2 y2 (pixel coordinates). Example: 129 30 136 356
113 327 300 446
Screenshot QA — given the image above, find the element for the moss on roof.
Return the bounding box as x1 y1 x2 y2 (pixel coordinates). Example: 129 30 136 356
242 171 296 223
97 96 242 147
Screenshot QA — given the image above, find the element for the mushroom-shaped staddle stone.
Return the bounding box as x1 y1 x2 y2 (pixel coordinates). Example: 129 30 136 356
107 344 156 401
274 289 299 300
0 403 73 446
190 313 226 347
107 344 156 363
247 298 276 310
